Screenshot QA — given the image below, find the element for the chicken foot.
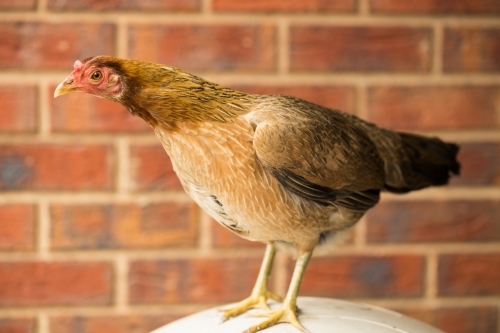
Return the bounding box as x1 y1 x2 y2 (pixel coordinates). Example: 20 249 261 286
221 242 282 320
243 250 312 333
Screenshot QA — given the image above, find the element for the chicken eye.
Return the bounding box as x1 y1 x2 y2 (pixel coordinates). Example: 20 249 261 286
90 70 102 81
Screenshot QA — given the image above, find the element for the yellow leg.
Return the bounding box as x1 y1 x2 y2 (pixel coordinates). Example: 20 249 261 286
243 250 313 333
221 243 282 320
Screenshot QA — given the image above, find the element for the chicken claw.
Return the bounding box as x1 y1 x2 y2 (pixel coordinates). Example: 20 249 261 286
243 306 309 333
220 291 282 320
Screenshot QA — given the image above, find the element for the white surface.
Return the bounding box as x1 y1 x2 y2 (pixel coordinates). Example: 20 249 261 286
151 297 444 333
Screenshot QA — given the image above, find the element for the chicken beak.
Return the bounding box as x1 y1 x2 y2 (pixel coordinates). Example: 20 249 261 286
54 78 78 98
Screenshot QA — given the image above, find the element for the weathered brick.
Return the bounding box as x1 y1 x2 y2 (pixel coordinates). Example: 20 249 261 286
0 261 112 306
0 318 36 333
128 24 276 73
48 0 199 11
0 22 115 70
213 0 356 13
50 315 182 333
0 204 36 251
229 85 356 112
370 0 500 15
366 86 500 130
0 86 37 132
366 200 500 243
451 142 500 186
211 219 264 249
0 144 113 190
438 253 500 296
50 85 149 133
295 255 424 298
396 307 498 333
290 26 432 72
129 257 262 304
50 202 198 250
444 28 500 72
130 144 182 191
0 0 36 11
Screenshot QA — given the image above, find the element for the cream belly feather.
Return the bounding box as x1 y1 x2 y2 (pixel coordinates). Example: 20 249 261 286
154 117 361 252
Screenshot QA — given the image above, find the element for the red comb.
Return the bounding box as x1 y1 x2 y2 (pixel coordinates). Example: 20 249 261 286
74 60 84 71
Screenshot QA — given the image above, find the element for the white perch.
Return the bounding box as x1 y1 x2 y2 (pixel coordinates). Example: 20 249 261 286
151 297 445 333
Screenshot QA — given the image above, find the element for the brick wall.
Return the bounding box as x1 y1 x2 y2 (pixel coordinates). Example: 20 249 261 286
0 1 499 333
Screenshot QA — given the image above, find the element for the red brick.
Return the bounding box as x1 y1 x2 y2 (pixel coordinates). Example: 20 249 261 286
130 144 182 191
438 253 500 296
370 0 500 15
50 315 182 333
229 85 356 112
0 0 35 11
0 318 36 333
444 28 500 72
366 86 500 130
213 0 356 13
129 257 262 304
50 202 198 250
366 200 500 243
0 22 115 70
0 86 36 132
0 204 36 251
0 144 113 190
211 219 264 249
48 0 199 11
295 255 424 298
0 261 112 306
396 307 498 333
50 85 149 133
128 24 276 73
451 142 500 186
290 26 432 72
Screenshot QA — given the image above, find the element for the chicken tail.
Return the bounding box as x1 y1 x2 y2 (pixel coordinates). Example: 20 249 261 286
384 132 460 193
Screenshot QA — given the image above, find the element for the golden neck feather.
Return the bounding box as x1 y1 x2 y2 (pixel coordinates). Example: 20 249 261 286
115 61 254 129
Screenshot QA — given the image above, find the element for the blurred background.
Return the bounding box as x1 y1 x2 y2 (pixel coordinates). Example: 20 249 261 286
0 1 499 333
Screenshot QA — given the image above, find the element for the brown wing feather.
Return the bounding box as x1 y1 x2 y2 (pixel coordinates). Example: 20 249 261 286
248 95 385 209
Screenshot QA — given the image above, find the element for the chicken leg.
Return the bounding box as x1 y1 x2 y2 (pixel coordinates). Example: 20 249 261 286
221 243 282 320
244 250 312 333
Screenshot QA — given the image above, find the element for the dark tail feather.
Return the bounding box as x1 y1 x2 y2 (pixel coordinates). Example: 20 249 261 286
384 132 460 193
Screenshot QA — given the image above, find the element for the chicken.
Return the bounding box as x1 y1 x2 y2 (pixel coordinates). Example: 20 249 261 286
54 56 460 333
